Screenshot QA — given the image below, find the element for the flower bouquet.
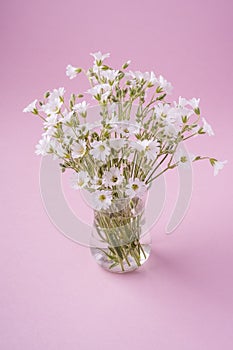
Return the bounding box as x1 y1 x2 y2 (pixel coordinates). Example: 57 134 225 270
24 51 226 273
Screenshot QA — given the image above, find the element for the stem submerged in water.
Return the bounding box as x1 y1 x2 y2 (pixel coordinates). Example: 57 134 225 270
94 200 148 271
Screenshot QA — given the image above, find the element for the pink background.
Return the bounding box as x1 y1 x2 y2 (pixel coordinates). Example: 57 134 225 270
1 0 233 349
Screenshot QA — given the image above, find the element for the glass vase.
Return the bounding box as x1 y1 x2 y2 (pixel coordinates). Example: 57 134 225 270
90 194 151 273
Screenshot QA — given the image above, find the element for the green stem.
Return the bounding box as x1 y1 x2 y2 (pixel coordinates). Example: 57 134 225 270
145 153 169 184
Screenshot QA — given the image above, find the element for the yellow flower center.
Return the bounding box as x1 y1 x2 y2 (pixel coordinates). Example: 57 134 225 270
111 176 118 183
78 180 84 186
78 146 85 155
180 156 187 163
99 145 105 152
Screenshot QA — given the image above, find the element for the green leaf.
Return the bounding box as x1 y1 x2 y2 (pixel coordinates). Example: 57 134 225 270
156 86 163 93
118 71 125 80
198 127 205 134
44 91 50 99
156 93 166 101
182 125 189 132
122 61 130 69
209 158 217 166
169 164 177 169
32 109 38 115
101 65 109 70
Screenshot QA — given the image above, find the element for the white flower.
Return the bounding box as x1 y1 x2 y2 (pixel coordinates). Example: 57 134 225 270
90 51 110 63
101 90 111 103
62 109 74 123
188 98 200 110
174 149 191 168
127 78 137 87
35 136 51 156
41 99 62 115
66 65 79 79
130 71 144 81
23 99 37 113
103 167 123 188
163 123 178 138
81 122 99 132
109 138 126 151
87 83 111 100
101 69 119 81
115 122 140 137
92 190 112 210
154 103 171 118
49 87 65 99
73 101 89 116
91 176 104 190
87 86 100 97
176 96 189 108
41 88 65 115
92 63 99 74
202 117 214 136
72 140 86 158
71 171 90 189
44 115 58 128
62 124 77 139
99 83 112 92
42 125 56 137
127 70 151 82
156 75 173 94
51 140 66 159
134 140 160 160
155 103 179 126
129 71 157 85
171 106 193 123
148 71 157 85
125 178 147 199
90 140 111 161
213 160 227 176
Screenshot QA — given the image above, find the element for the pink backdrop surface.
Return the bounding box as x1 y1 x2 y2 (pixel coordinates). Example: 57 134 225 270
1 0 233 349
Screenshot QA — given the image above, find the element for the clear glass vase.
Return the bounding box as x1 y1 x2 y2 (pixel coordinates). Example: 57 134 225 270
90 194 151 273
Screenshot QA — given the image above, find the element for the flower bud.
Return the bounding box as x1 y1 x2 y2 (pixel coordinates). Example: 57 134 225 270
122 60 131 69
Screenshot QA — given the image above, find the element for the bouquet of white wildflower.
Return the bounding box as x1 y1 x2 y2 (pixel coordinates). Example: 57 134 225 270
24 51 226 272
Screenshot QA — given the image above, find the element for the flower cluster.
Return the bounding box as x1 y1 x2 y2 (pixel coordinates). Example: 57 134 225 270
24 51 226 211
